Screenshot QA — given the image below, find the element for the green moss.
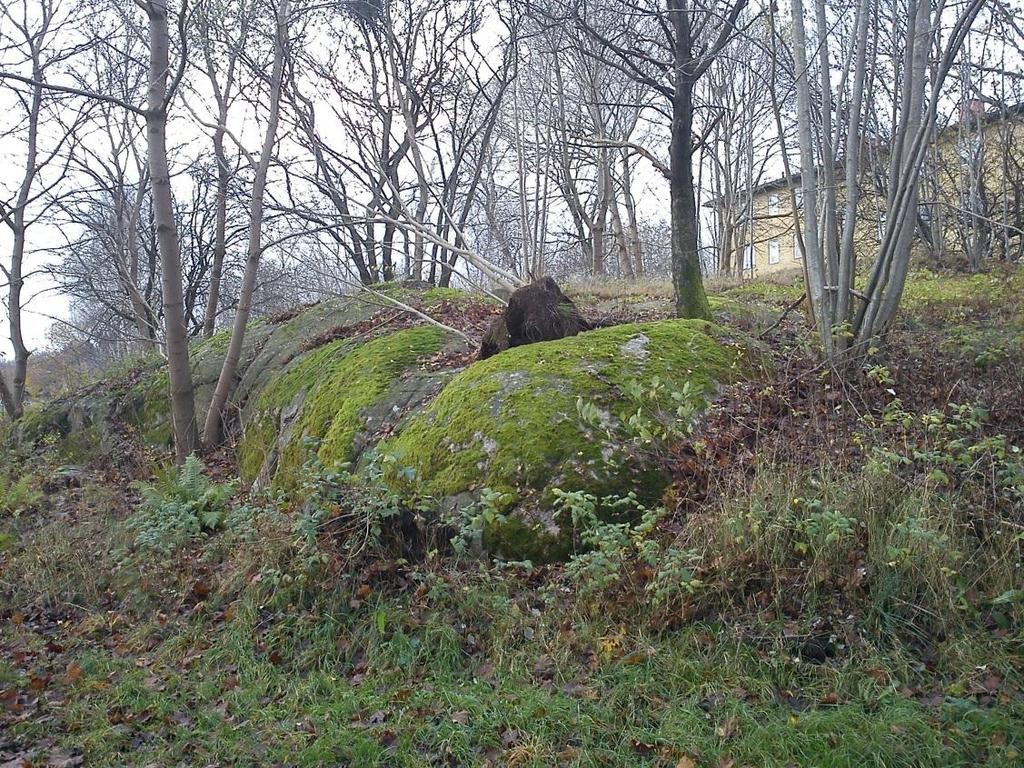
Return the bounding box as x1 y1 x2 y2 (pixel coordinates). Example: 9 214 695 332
387 319 759 507
239 327 447 485
16 403 70 444
237 340 353 484
190 328 233 360
301 327 445 473
422 287 469 304
122 368 172 448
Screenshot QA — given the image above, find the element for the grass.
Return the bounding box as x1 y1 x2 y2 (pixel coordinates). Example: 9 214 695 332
3 541 1021 767
2 447 1021 766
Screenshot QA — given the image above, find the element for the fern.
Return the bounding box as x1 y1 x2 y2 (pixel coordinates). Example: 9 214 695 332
128 456 237 553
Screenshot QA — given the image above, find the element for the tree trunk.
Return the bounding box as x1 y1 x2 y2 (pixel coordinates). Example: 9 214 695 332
669 79 711 319
668 3 711 319
790 0 830 351
202 124 230 337
145 0 198 462
203 0 288 447
620 149 645 276
1 51 42 420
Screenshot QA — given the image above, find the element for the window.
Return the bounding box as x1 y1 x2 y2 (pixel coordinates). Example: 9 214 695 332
793 233 803 260
769 240 781 265
794 188 803 208
742 245 754 272
768 194 780 215
877 212 887 242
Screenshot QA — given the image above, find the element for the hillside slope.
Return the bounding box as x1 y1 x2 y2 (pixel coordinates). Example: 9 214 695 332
2 271 1022 767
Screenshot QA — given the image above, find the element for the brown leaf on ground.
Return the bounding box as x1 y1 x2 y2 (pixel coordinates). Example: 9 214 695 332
501 728 525 748
716 716 739 741
63 663 83 685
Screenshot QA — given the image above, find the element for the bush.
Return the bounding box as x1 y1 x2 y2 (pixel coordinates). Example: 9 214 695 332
128 456 236 553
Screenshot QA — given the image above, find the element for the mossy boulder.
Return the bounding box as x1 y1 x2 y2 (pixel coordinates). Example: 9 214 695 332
238 325 468 487
384 319 765 561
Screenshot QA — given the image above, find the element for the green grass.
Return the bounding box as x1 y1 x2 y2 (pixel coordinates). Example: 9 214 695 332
4 564 1021 768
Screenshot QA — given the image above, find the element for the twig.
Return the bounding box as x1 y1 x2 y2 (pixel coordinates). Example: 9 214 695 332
351 281 475 346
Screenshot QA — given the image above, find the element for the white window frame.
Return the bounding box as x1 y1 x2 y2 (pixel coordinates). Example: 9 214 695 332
768 194 780 215
793 233 803 260
768 240 781 265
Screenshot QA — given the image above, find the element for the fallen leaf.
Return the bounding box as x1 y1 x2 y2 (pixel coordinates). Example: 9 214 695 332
501 728 525 748
63 663 83 688
716 716 739 741
190 578 211 600
29 674 50 691
676 756 696 768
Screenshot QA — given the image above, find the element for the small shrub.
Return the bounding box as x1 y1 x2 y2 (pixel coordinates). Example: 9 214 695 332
256 449 434 599
128 456 236 553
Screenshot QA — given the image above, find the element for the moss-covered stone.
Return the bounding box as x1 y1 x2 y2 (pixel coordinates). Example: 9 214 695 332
384 319 764 560
238 326 462 486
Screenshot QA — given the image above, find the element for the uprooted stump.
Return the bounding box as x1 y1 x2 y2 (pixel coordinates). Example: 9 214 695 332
479 277 592 359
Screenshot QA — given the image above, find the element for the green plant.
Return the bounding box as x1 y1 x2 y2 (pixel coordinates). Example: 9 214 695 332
450 487 512 556
0 473 42 517
127 456 237 553
577 377 703 449
791 497 858 555
258 448 433 595
867 401 1024 506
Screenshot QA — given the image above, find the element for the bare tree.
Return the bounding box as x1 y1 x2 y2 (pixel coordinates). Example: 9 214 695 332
544 0 753 318
0 0 92 418
789 0 988 364
202 0 290 447
190 0 254 337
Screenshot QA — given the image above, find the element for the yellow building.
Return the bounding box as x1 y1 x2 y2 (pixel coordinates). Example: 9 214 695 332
712 103 1024 278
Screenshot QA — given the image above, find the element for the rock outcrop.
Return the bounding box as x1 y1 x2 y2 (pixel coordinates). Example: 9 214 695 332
7 287 767 561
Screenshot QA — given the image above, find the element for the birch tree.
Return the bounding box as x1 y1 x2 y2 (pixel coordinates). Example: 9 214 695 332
789 0 988 364
139 0 200 460
0 0 92 419
191 0 254 337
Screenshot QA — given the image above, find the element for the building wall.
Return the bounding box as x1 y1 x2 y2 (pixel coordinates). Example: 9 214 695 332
739 187 884 278
725 112 1024 277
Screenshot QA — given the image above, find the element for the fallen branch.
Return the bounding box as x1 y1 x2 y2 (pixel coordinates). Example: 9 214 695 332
759 292 807 339
350 281 476 346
